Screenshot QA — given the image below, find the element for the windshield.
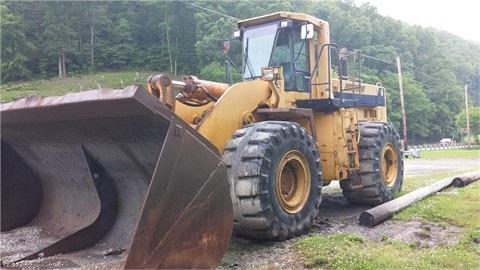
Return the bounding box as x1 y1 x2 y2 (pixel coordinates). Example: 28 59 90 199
242 22 278 80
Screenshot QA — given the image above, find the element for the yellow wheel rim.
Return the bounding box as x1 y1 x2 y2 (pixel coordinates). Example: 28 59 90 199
381 143 398 187
275 150 310 214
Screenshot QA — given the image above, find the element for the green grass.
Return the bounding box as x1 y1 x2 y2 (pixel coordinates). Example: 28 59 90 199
0 71 157 102
417 148 480 159
394 180 480 228
400 171 477 194
294 231 480 270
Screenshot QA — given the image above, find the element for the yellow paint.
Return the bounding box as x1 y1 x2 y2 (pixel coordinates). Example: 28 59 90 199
174 101 213 125
196 80 272 153
169 12 393 183
312 109 362 180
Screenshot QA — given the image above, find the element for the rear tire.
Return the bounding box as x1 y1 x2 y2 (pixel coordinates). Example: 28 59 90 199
222 121 322 240
340 122 403 205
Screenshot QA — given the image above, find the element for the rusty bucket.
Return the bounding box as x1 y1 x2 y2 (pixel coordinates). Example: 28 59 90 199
1 85 232 269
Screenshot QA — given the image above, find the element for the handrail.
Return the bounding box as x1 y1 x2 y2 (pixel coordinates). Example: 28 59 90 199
310 43 338 100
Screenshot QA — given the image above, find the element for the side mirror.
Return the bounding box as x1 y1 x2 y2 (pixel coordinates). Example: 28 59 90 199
301 24 314 39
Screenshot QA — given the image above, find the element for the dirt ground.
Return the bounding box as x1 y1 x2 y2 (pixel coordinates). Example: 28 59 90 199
2 158 478 269
218 157 479 269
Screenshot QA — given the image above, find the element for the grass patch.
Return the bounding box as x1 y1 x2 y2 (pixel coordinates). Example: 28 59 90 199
416 149 480 159
401 171 475 194
295 232 480 270
393 181 480 228
0 71 157 102
296 152 480 269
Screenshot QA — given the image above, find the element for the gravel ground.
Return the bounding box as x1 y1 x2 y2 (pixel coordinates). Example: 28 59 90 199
2 157 479 269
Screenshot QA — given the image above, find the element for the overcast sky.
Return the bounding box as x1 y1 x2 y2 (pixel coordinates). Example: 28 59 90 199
354 0 480 42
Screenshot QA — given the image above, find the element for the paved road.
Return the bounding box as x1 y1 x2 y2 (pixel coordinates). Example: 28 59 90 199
404 157 479 176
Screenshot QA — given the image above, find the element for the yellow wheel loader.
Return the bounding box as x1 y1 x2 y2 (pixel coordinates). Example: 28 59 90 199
1 12 403 269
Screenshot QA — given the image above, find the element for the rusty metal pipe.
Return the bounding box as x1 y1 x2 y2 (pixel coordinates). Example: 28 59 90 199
452 170 480 187
180 75 229 100
173 76 229 102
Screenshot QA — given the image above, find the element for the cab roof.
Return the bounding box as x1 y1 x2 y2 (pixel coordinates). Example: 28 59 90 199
237 12 327 30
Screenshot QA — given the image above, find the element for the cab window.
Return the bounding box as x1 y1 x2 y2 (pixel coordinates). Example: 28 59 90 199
270 25 310 91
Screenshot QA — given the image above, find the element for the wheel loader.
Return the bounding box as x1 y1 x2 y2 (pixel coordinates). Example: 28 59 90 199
1 12 403 269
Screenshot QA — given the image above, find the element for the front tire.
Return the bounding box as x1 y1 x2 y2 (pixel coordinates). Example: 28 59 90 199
340 122 403 205
222 121 322 240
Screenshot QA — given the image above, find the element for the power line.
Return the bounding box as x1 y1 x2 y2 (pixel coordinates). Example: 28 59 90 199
362 53 478 97
468 90 480 97
361 54 393 65
179 1 239 21
361 53 440 82
401 65 439 82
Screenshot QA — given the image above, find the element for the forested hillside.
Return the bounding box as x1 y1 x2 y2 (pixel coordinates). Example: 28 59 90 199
1 0 479 144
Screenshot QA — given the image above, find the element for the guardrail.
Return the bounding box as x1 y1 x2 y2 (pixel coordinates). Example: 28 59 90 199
408 142 478 151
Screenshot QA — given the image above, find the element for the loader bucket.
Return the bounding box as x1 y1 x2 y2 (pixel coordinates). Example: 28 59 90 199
1 85 233 269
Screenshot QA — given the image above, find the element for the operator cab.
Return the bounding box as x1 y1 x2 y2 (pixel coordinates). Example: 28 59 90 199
237 19 314 92
234 12 385 114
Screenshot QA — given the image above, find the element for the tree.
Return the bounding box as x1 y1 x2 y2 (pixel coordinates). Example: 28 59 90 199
380 70 435 144
0 4 33 83
40 2 77 78
199 61 241 83
193 2 238 70
2 0 480 144
456 107 480 143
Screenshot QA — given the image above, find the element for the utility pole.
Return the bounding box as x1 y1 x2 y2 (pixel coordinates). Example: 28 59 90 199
397 56 407 150
465 85 471 150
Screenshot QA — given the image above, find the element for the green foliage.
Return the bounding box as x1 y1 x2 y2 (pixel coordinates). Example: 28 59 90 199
381 70 435 142
194 3 237 70
199 62 241 83
0 4 33 83
2 0 480 142
456 107 480 143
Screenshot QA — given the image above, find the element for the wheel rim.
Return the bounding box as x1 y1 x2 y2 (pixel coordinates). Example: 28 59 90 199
275 150 310 214
381 143 398 187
